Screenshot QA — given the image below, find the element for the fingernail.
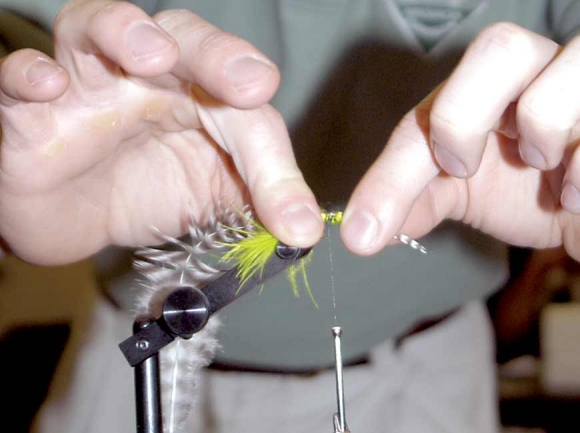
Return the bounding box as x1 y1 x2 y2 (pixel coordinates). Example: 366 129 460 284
432 142 467 178
281 203 322 241
25 58 62 85
127 23 174 60
342 209 378 252
561 183 580 213
225 56 275 91
519 141 547 169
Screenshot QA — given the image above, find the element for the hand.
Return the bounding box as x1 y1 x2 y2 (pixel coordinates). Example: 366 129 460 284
0 0 323 265
341 23 580 261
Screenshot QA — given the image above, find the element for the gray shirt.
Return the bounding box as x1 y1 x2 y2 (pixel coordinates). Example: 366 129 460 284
1 0 579 368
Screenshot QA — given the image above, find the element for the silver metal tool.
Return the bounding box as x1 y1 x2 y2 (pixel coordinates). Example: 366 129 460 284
332 326 350 433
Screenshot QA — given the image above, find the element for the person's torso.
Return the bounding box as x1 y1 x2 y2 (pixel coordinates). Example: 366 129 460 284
132 0 573 367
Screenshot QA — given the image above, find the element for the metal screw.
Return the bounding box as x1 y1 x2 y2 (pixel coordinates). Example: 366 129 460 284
276 243 300 260
136 338 150 352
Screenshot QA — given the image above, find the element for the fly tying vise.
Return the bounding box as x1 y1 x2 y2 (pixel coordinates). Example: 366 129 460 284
119 241 312 433
118 207 427 433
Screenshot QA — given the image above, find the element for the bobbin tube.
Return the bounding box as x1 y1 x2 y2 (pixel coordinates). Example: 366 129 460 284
332 326 348 432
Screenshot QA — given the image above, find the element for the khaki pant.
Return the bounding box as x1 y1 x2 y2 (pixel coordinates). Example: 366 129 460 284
36 299 498 433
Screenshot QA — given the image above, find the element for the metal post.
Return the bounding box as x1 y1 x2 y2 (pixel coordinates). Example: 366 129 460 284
133 317 163 433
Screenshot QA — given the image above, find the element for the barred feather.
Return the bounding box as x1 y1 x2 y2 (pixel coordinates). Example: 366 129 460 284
133 206 253 433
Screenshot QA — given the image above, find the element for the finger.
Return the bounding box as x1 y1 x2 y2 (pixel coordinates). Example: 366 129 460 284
559 137 580 261
54 0 179 80
193 87 323 248
154 9 279 109
0 49 68 103
517 34 580 170
341 93 446 255
561 128 580 214
0 49 67 148
430 23 559 177
395 174 463 239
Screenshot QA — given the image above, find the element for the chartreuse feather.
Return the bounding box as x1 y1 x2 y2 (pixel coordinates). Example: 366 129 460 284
218 212 343 306
218 220 278 292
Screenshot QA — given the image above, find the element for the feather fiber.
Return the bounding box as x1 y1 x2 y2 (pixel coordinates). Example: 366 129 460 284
133 206 253 433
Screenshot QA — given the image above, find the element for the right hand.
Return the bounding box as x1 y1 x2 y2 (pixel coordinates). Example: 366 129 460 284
341 23 580 262
0 0 324 265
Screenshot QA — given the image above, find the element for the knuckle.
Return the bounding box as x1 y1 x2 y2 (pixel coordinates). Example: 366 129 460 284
517 93 544 125
153 9 195 34
386 110 430 156
153 8 195 29
471 22 529 56
429 105 472 142
258 104 284 124
91 1 143 27
197 27 240 56
54 1 145 40
242 104 284 137
52 1 80 38
53 0 79 27
518 92 568 135
154 9 243 54
395 111 426 143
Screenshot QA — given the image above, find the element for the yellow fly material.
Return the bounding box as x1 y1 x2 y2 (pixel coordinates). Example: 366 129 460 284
286 253 318 308
220 210 426 307
321 210 343 225
218 217 317 305
219 219 278 292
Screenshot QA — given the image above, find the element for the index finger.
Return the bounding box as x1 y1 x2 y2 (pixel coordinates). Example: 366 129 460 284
193 87 324 248
341 92 443 255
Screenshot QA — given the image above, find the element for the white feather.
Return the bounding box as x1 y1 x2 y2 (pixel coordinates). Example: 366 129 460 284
133 207 253 433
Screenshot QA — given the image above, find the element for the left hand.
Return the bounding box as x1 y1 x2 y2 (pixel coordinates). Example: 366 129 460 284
340 23 580 261
0 2 323 265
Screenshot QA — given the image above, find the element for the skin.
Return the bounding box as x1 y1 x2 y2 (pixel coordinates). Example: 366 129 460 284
1 2 579 265
0 0 323 265
342 23 580 262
